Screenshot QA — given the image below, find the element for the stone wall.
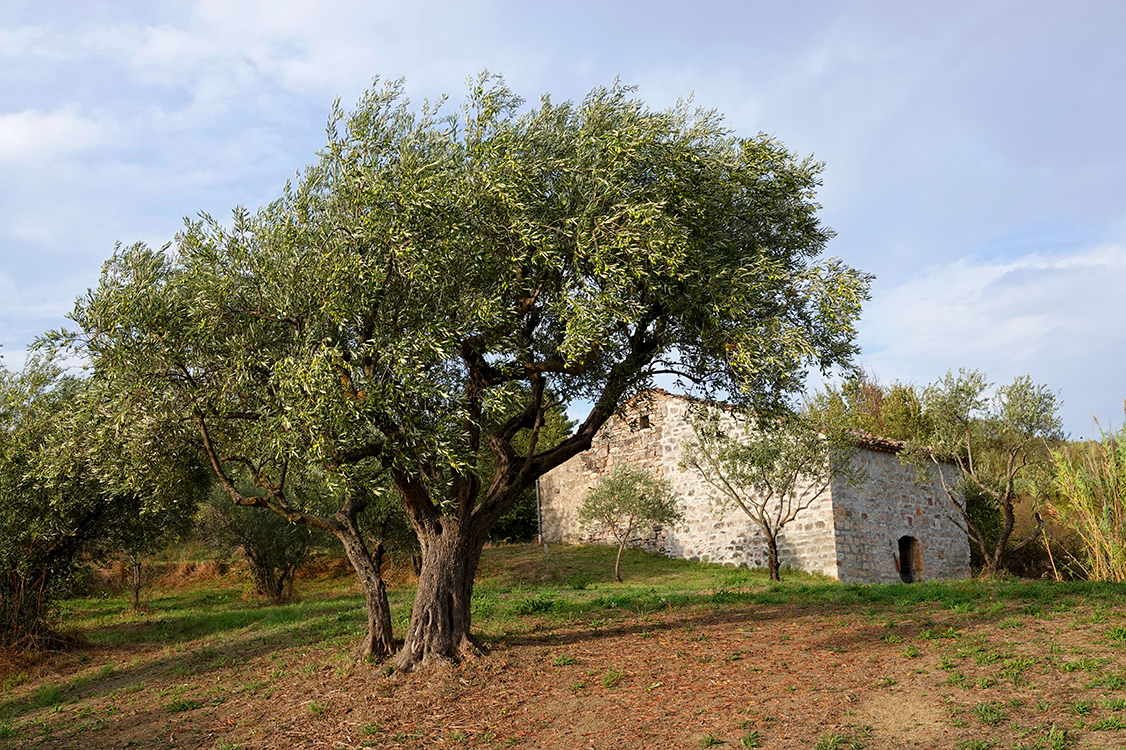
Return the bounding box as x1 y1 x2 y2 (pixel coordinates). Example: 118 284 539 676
656 395 840 576
537 390 970 583
830 450 970 583
538 391 675 554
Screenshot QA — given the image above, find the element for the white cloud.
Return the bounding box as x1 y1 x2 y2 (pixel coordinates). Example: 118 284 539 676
0 107 104 162
858 244 1126 435
0 25 72 61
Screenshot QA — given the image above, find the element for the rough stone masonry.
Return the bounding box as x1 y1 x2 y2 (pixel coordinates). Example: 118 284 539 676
538 390 970 583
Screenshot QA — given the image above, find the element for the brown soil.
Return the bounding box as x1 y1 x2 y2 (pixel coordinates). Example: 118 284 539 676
4 591 1124 750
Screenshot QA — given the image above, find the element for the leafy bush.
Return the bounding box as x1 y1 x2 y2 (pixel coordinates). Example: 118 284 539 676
198 489 328 604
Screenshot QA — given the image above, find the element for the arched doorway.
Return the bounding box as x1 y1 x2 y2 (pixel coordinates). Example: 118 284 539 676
898 536 921 583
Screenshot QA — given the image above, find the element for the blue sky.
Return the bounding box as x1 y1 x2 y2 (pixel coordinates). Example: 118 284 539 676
2 0 1124 437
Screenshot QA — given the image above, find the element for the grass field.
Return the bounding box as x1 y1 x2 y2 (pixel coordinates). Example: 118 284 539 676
3 544 1126 749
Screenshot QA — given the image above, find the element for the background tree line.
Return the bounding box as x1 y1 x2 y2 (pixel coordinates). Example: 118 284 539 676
807 368 1125 581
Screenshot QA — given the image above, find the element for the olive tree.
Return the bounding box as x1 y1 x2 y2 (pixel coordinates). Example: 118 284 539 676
682 408 861 581
901 370 1063 575
56 74 870 670
578 466 682 582
108 496 196 611
0 358 96 647
198 488 327 604
0 357 198 645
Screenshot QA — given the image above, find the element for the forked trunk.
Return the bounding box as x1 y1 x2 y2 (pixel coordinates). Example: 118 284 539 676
335 520 394 659
614 542 626 583
980 549 1003 576
391 517 484 671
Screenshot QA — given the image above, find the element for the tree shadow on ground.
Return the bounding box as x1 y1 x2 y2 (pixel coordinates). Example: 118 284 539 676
0 597 365 723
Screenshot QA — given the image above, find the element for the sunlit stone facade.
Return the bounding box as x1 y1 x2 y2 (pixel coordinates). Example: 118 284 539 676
538 391 970 583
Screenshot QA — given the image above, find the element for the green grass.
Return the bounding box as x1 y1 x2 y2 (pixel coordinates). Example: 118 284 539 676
1001 657 1037 684
1089 715 1126 730
600 669 624 689
740 729 762 748
166 698 203 712
1045 724 1076 750
813 733 848 750
8 544 1126 747
812 728 870 750
1066 699 1093 716
58 545 1126 653
1061 657 1105 673
974 701 1005 726
28 685 64 709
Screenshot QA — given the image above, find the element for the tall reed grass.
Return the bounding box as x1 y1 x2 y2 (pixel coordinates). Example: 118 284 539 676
1052 414 1126 581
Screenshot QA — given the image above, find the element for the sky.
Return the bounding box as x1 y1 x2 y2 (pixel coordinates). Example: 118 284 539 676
2 0 1124 438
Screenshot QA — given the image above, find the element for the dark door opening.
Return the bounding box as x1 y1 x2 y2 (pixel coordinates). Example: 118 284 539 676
898 536 920 583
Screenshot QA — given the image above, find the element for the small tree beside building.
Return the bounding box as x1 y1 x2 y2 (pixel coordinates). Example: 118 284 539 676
682 408 862 581
900 370 1063 575
578 466 682 582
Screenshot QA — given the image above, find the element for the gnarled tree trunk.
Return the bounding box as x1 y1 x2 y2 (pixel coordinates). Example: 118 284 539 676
390 515 486 671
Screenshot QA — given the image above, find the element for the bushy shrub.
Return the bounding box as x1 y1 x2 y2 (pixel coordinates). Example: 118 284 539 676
198 491 328 603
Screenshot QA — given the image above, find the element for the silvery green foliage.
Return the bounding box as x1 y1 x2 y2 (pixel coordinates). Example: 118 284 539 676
0 356 197 646
901 369 1063 573
53 74 869 521
578 466 682 582
578 466 682 536
50 73 870 663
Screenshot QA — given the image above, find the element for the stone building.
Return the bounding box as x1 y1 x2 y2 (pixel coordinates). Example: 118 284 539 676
538 390 970 583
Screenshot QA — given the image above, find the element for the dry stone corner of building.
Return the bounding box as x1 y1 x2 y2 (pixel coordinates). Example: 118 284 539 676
537 390 970 584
